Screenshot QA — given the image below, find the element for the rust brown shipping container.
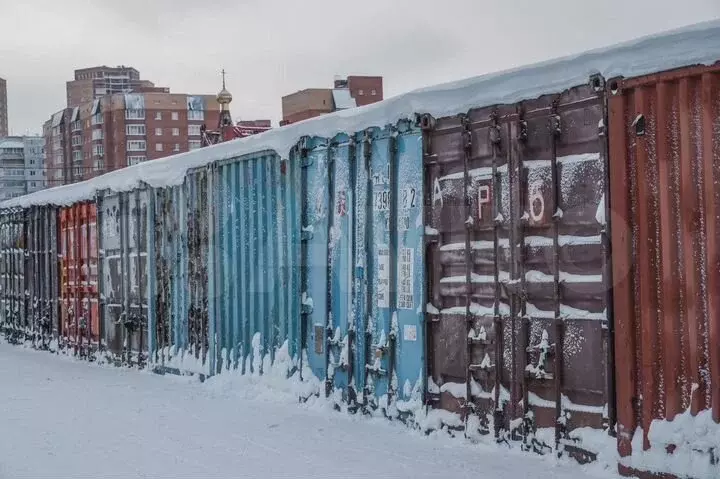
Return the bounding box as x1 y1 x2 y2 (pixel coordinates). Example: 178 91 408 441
422 78 613 459
608 64 720 477
59 203 99 355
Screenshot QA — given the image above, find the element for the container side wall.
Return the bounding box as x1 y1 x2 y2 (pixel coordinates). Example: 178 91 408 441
216 152 302 376
608 65 720 477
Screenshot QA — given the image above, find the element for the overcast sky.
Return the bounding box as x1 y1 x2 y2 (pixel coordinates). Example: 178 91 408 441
1 0 718 136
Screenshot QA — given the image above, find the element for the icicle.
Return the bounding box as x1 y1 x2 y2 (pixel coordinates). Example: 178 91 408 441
377 329 387 349
403 379 413 399
339 335 349 367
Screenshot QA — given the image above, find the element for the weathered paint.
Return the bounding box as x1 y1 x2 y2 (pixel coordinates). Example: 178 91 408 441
607 64 720 476
149 169 211 376
214 152 302 375
26 206 60 345
0 208 27 341
298 124 425 410
59 203 99 354
97 189 150 364
423 83 612 456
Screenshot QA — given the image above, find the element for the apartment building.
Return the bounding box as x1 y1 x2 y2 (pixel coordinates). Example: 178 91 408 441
66 65 156 108
46 91 220 185
0 136 46 201
281 75 383 125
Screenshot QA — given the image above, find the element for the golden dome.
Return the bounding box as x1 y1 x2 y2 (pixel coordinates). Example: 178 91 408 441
217 87 233 105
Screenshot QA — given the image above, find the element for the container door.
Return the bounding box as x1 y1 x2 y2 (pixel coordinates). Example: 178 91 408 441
186 171 209 371
100 193 124 358
424 83 611 455
328 136 354 400
303 138 333 387
0 209 26 340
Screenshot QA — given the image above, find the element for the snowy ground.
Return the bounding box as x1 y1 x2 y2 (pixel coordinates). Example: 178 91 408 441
0 343 620 479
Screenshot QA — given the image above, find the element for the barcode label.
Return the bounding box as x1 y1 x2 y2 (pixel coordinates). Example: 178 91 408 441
398 248 414 310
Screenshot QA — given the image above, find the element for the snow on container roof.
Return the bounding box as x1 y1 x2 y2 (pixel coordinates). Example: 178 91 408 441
332 89 357 110
3 18 720 209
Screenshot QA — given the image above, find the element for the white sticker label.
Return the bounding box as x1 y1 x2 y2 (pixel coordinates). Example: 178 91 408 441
377 246 390 308
398 248 414 310
403 324 417 342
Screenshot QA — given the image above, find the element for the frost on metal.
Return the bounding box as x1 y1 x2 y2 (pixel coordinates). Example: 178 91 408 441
4 19 720 209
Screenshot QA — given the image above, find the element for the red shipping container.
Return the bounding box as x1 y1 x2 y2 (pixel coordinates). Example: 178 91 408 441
608 64 720 477
59 203 99 352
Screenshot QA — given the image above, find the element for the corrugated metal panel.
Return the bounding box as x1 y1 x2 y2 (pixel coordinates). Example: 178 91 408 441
27 205 60 346
59 203 99 355
214 152 301 374
0 208 28 343
149 169 211 376
98 189 150 364
423 82 612 456
608 64 720 475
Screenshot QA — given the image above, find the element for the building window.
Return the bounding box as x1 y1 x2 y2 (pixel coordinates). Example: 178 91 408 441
30 171 36 176
93 160 105 171
127 155 146 166
155 112 162 120
92 129 104 141
172 128 180 136
126 124 146 136
188 124 202 136
358 89 364 96
189 140 201 150
73 151 83 162
171 112 179 121
91 113 103 125
155 143 164 152
155 127 163 136
371 89 377 96
93 144 104 157
188 110 204 121
72 135 83 146
125 109 145 120
72 120 82 132
127 140 146 151
31 182 36 188
174 143 181 152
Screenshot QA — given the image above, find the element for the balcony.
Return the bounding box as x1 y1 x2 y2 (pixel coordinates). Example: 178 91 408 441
0 151 23 161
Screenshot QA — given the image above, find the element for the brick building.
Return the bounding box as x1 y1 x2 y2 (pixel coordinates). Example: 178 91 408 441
0 77 7 137
281 75 383 126
46 91 220 185
66 66 156 108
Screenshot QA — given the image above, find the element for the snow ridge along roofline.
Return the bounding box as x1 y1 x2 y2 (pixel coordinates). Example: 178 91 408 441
4 18 720 209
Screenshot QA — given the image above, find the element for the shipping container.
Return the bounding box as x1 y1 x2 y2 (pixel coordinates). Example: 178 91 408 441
97 189 151 365
298 123 426 409
148 169 212 376
421 81 612 457
26 205 61 347
608 64 720 477
0 208 27 343
213 150 302 376
59 203 99 355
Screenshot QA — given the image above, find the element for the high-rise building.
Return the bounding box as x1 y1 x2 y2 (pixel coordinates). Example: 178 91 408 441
0 77 8 137
0 136 46 201
281 75 383 126
66 66 156 108
46 90 220 185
